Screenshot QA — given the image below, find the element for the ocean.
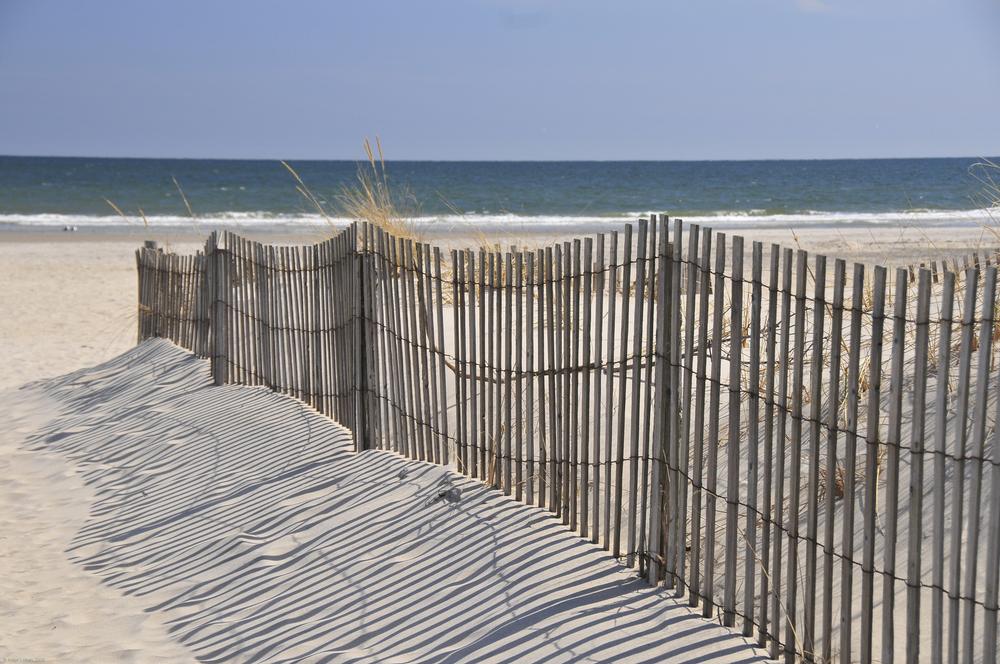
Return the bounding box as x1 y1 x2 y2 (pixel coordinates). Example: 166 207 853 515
0 155 996 233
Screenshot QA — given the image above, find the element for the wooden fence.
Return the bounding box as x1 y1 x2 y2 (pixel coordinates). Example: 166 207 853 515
136 219 1000 663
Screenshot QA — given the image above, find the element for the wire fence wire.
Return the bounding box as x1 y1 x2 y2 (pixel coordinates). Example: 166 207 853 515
136 218 1000 664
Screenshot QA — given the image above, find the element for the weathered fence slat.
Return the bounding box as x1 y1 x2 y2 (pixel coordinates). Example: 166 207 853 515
783 249 808 664
392 239 411 455
906 268 932 664
307 243 318 406
804 254 828 656
496 250 506 490
637 219 659 576
546 246 559 512
646 226 671 586
704 232 726 619
723 235 744 627
591 235 606 543
771 246 793 660
626 220 648 567
536 248 547 507
759 243 780 649
664 217 680 588
882 267 909 663
515 250 524 502
839 262 865 663
962 265 997 662
580 238 594 536
570 239 582 533
613 225 634 560
822 258 846 662
491 251 501 488
210 232 224 385
478 250 488 480
560 241 571 523
689 227 713 607
525 251 536 504
464 250 477 462
677 222 700 594
422 245 441 462
451 249 466 467
860 265 887 664
602 233 618 550
948 266 979 664
503 251 514 495
985 288 1000 659
743 240 762 637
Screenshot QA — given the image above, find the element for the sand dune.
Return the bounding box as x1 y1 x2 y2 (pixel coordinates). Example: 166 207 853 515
1 386 195 662
1 339 764 662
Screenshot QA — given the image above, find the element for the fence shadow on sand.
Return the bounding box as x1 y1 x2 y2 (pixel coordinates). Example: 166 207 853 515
24 340 764 663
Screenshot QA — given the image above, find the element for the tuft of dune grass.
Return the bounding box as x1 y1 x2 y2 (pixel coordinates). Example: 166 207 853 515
282 138 435 270
336 137 422 241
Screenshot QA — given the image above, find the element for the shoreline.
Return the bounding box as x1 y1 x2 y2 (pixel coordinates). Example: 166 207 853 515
2 219 998 260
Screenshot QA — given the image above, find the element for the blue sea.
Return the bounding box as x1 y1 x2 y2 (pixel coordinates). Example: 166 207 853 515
0 155 996 233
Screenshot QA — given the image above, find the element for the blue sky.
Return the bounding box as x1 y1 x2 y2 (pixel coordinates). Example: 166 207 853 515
1 0 998 160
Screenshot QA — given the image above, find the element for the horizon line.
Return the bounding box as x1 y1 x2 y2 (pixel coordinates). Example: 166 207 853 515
2 153 1000 164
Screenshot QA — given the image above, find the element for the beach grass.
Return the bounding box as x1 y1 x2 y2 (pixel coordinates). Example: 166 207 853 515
281 137 422 243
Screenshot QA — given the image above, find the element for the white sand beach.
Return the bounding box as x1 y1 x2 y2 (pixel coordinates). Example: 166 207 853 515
1 388 195 662
0 221 996 662
2 340 765 662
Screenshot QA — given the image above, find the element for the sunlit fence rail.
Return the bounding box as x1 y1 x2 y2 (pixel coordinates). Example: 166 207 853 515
136 218 1000 663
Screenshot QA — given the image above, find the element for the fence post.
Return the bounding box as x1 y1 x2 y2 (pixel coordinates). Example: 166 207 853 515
366 224 381 451
136 248 145 343
209 231 227 386
723 235 744 627
354 222 371 451
646 232 672 586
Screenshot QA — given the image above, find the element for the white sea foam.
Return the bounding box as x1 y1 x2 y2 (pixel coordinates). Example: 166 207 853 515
0 207 995 231
673 207 997 228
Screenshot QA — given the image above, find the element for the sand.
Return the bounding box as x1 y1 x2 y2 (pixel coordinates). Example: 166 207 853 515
1 387 196 662
3 340 766 662
0 236 194 391
0 221 995 662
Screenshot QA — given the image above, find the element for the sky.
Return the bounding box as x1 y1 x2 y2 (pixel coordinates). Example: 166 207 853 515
1 0 999 161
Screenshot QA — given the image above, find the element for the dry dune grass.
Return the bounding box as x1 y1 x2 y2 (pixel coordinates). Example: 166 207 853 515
338 137 422 240
283 137 423 243
285 138 547 307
